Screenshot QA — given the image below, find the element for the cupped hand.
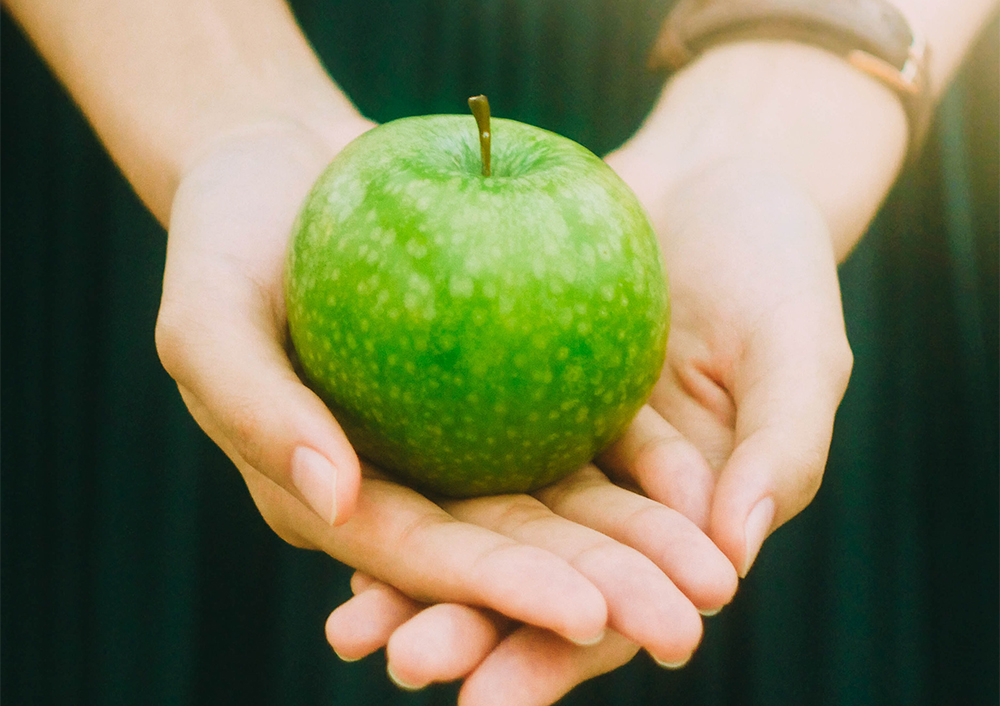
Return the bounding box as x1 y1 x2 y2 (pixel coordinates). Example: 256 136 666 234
602 152 854 576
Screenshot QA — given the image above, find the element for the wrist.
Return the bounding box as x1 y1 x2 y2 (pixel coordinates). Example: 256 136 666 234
168 79 373 222
610 40 908 259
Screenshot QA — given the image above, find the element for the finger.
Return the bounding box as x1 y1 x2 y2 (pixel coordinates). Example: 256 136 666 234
597 404 715 529
458 628 639 706
443 490 703 665
157 286 362 527
326 581 424 662
175 384 336 549
350 571 377 594
158 147 361 527
709 303 853 577
535 466 738 615
386 604 511 689
240 466 608 645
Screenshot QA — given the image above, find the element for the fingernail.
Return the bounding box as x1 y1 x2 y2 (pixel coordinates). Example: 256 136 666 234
741 496 775 578
698 607 721 617
291 446 338 525
568 628 606 647
387 664 425 691
654 655 691 669
332 648 362 663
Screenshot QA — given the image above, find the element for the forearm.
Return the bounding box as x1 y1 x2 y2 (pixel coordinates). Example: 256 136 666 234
3 0 366 225
612 0 998 260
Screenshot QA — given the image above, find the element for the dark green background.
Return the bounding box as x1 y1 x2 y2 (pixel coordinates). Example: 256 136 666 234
2 2 997 704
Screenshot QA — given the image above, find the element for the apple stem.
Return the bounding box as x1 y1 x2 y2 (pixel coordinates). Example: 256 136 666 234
468 95 491 177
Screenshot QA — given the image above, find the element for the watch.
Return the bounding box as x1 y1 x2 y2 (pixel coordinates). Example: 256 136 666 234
649 0 931 159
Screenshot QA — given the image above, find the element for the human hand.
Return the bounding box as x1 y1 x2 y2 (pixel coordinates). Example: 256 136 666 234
325 463 736 706
602 151 854 576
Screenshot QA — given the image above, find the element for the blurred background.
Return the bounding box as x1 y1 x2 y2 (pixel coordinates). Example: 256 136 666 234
2 2 997 704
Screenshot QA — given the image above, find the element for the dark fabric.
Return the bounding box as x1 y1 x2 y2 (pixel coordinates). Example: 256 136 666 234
2 3 996 705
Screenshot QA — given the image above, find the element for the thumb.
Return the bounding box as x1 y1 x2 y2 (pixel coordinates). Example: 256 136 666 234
157 287 361 526
708 306 853 577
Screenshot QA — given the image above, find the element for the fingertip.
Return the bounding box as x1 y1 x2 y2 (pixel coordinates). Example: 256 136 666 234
560 590 608 647
386 604 505 686
324 582 423 663
739 496 775 578
685 539 739 612
287 418 361 526
644 602 703 668
387 662 427 691
324 607 366 662
330 448 361 526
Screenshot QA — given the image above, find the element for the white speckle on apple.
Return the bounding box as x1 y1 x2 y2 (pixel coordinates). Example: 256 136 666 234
449 275 474 298
405 240 428 259
557 261 577 283
464 254 483 275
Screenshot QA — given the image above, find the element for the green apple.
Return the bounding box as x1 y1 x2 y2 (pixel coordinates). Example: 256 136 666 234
286 98 668 497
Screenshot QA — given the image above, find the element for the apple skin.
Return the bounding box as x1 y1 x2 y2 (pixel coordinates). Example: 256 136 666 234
286 115 668 497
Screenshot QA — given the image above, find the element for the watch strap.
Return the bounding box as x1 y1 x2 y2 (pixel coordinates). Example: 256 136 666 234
650 0 931 160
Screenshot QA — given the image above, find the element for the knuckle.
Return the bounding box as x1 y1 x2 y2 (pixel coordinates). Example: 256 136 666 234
227 403 270 470
680 608 705 650
829 337 855 396
154 302 192 380
796 453 827 510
